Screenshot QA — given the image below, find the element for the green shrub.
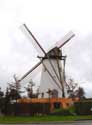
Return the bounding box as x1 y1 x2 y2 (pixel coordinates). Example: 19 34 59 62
68 106 76 115
50 106 76 116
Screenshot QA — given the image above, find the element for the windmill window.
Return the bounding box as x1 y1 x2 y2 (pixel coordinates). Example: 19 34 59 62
53 102 60 109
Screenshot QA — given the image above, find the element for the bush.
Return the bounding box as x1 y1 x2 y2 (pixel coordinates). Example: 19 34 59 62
50 106 76 116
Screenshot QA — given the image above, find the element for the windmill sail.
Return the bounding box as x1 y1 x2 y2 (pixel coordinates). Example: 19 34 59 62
20 24 61 86
55 31 75 48
20 62 42 84
46 31 75 53
20 24 45 56
19 61 42 82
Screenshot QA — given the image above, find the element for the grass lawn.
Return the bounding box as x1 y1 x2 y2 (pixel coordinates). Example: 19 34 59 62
0 115 92 123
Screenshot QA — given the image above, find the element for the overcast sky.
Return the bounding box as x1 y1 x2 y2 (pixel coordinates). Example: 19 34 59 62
0 0 92 97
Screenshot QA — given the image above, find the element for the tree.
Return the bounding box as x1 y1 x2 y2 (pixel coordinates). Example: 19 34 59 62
6 74 21 102
0 87 4 98
67 78 78 92
25 79 35 98
67 78 85 99
67 78 78 98
0 87 4 114
46 89 52 98
75 87 85 99
41 92 44 98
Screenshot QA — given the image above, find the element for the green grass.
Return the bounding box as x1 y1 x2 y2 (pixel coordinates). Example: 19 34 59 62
0 115 92 123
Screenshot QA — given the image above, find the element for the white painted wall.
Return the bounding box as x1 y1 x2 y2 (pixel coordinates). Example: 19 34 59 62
39 58 67 98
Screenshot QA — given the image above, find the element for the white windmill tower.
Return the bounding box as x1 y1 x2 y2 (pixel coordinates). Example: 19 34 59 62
19 24 75 98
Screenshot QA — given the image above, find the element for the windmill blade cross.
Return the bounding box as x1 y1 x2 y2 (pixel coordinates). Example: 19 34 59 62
20 24 61 85
20 24 75 95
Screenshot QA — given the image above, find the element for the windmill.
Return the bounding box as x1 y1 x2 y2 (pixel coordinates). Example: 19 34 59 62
19 24 75 98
